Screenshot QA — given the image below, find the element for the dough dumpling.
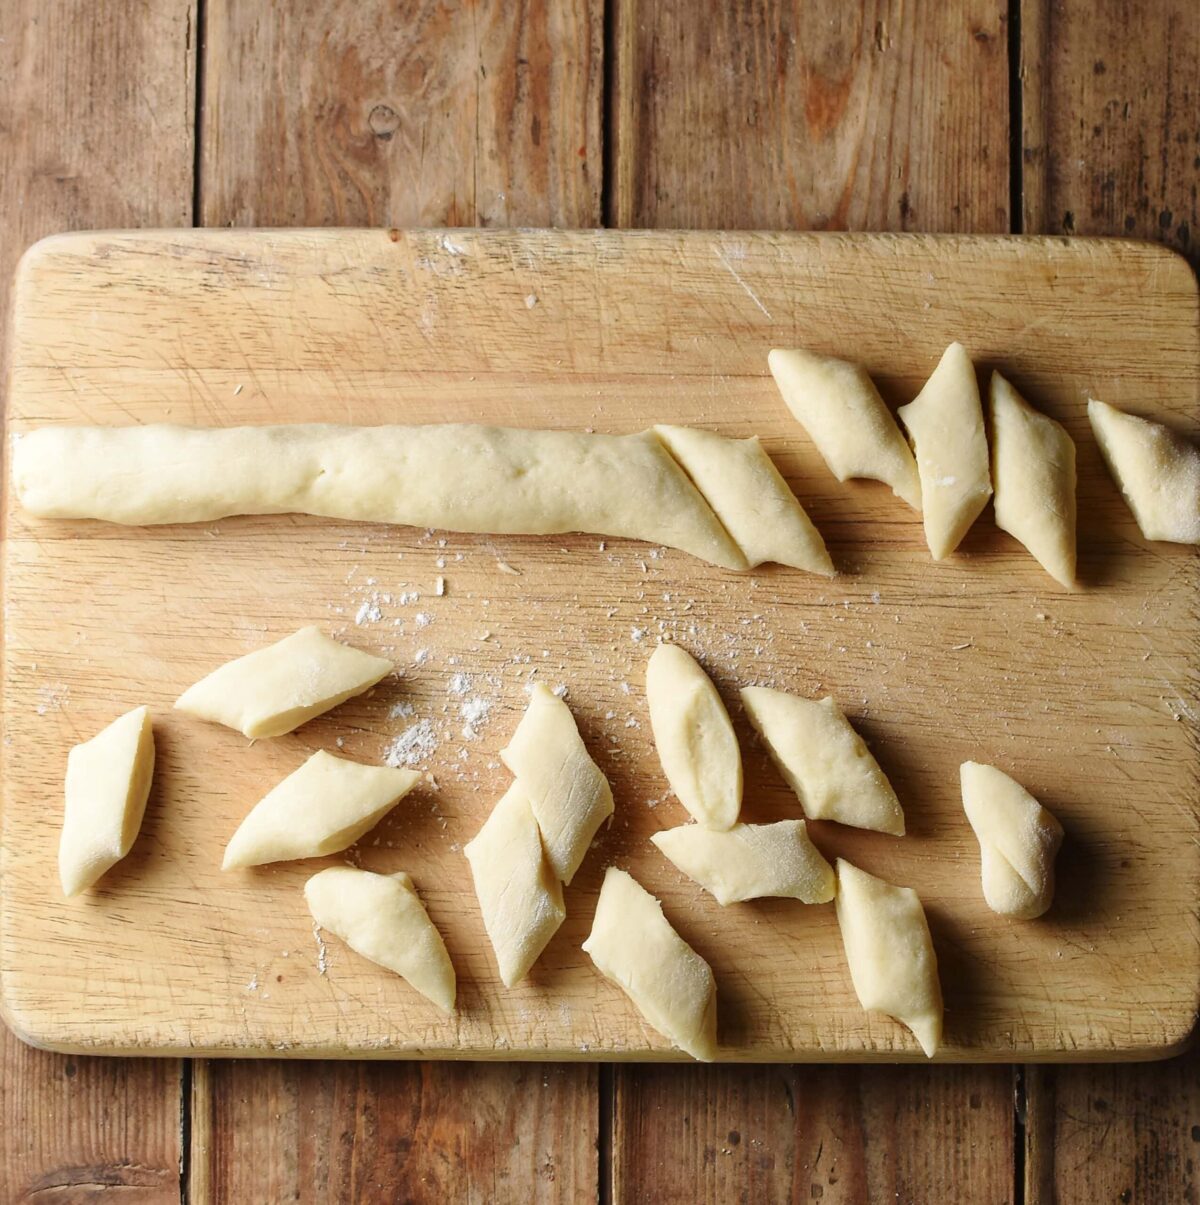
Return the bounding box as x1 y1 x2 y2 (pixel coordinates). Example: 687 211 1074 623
740 687 905 835
960 761 1064 919
582 867 717 1061
651 819 835 905
223 751 419 869
1087 399 1200 544
305 867 455 1011
834 859 942 1057
990 373 1077 587
645 644 741 830
767 349 921 509
59 706 155 897
176 626 393 739
897 342 992 558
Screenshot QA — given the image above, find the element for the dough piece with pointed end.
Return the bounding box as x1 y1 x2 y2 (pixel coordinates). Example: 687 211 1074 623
176 626 393 739
583 867 717 1061
59 706 155 897
464 783 567 986
655 425 834 575
960 762 1064 919
1087 399 1200 544
645 644 741 830
500 684 613 885
223 751 419 869
834 859 942 1057
740 687 905 835
304 867 456 1011
990 374 1077 587
897 342 992 558
767 349 921 509
651 819 835 905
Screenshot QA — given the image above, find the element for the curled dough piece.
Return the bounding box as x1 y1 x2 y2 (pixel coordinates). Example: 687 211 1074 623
897 342 992 559
500 684 613 885
651 819 835 905
464 783 566 987
740 687 905 835
1087 399 1200 544
990 374 1077 587
175 626 393 739
223 751 419 869
834 859 943 1058
645 643 741 830
767 349 922 509
59 706 155 897
304 867 456 1012
960 762 1064 920
583 867 717 1061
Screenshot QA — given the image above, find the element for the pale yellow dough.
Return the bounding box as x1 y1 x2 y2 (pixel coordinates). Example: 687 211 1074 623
1087 399 1200 544
767 349 922 509
740 687 905 835
897 342 992 558
59 706 155 897
176 626 393 738
304 867 455 1012
834 859 943 1058
651 820 835 905
582 867 717 1061
645 644 741 830
990 374 1077 587
223 751 419 869
960 761 1064 920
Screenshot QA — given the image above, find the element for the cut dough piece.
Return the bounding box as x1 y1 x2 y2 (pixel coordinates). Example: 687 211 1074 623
223 751 419 869
990 374 1077 587
500 684 613 885
651 819 835 905
13 423 747 570
1087 399 1200 544
304 867 456 1011
960 762 1064 920
176 626 393 739
582 867 717 1061
740 687 905 835
767 349 922 509
654 425 834 575
59 706 155 897
897 342 992 558
645 644 741 830
464 783 566 986
834 859 943 1058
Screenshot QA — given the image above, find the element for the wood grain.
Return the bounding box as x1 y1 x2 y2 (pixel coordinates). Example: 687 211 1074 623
0 3 194 1201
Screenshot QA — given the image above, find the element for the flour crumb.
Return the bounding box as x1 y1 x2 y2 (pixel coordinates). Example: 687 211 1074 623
631 627 646 642
246 973 259 992
461 696 492 739
525 293 538 309
414 612 432 628
312 923 329 975
496 560 521 576
414 648 430 665
385 719 438 766
449 672 472 695
355 600 382 625
435 576 446 596
388 700 415 720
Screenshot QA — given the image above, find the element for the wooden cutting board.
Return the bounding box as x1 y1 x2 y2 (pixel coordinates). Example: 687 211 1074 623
1 229 1197 1062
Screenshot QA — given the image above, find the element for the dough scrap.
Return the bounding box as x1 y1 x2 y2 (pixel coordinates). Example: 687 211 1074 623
59 706 155 897
1087 399 1200 544
500 684 613 885
834 859 943 1057
767 349 922 509
990 374 1077 587
223 750 419 869
651 819 835 905
582 866 717 1061
897 342 992 558
464 783 566 986
176 626 393 739
645 643 741 830
740 687 905 835
304 867 456 1011
960 761 1064 920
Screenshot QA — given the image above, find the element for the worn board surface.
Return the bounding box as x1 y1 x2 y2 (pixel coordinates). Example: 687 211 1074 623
1 228 1196 1062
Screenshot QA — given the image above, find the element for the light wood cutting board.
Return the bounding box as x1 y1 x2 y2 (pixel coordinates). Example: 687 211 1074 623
1 229 1197 1062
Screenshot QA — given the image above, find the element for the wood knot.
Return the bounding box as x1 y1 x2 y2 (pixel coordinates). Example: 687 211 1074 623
368 104 400 141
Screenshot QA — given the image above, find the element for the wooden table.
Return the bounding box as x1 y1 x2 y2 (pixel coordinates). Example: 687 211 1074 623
0 3 1195 1200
